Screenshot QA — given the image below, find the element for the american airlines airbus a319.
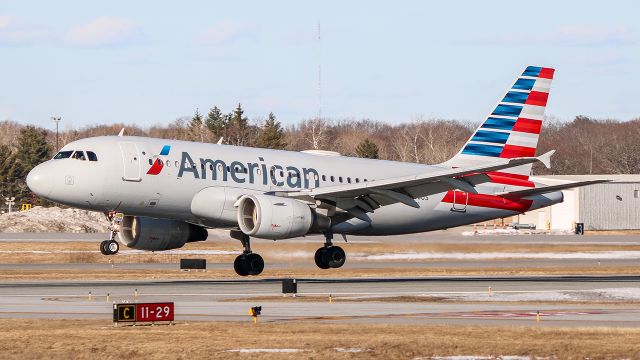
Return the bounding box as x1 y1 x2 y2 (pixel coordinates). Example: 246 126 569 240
26 66 605 276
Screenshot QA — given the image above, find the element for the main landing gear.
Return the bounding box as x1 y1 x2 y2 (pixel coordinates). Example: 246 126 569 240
314 231 346 269
231 230 264 276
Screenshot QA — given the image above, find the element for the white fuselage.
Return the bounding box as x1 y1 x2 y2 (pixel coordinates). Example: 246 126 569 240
27 136 562 236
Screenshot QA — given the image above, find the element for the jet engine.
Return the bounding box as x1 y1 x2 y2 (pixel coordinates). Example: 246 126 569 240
118 215 208 251
236 194 315 240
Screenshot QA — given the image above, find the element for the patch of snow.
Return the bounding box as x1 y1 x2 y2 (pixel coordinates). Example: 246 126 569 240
428 356 493 360
225 348 305 353
462 228 573 236
356 251 640 261
334 347 371 353
0 206 108 233
439 287 640 302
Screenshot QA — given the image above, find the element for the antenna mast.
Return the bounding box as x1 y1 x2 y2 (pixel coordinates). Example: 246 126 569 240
317 20 322 120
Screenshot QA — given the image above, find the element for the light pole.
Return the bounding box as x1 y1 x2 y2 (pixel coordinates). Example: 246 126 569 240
51 116 61 150
4 197 15 213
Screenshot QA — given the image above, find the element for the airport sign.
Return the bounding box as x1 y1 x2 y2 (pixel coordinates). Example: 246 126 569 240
113 302 174 323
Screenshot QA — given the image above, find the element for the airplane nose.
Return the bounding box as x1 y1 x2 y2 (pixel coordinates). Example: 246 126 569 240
26 163 53 198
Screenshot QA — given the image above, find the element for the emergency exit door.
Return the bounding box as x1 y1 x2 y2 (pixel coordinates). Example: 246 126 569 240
119 142 141 182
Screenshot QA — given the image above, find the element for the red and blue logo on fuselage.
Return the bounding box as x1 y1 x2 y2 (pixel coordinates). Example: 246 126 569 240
147 145 171 175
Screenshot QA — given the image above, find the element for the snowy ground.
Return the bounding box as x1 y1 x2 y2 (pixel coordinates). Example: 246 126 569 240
462 228 574 236
0 206 108 233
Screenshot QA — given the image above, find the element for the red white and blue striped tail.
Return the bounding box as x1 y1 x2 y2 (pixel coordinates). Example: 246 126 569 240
444 65 554 181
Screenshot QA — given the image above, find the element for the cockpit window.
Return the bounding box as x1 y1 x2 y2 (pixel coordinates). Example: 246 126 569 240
72 151 86 161
86 151 98 162
53 151 73 159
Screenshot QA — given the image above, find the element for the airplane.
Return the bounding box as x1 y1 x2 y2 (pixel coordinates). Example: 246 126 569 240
26 65 606 276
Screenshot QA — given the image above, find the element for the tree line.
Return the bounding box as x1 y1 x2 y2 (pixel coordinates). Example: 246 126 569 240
1 103 639 206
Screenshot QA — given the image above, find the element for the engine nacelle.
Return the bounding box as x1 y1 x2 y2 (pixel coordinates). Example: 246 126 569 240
236 194 314 240
118 216 208 251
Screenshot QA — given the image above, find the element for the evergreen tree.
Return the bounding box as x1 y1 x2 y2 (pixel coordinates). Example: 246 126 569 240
355 138 379 159
228 103 249 146
11 126 52 204
187 109 205 141
0 144 13 199
205 106 228 141
256 112 287 149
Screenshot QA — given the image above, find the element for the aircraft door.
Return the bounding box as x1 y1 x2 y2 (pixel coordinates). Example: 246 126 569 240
119 142 142 182
450 190 468 212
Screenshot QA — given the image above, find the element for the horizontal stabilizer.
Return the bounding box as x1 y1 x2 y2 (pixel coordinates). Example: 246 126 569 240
499 179 610 199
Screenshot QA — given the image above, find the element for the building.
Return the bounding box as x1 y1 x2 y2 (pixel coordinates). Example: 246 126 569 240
515 175 640 231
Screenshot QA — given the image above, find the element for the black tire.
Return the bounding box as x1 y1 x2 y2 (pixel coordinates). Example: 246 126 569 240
106 240 119 255
314 247 330 269
327 246 346 268
245 253 264 276
99 240 109 255
234 255 249 276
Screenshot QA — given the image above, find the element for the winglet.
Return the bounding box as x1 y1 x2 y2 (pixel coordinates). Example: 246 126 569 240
117 128 125 137
537 150 555 169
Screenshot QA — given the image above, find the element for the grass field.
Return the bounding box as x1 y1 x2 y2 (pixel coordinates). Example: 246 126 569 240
1 319 639 359
1 239 639 280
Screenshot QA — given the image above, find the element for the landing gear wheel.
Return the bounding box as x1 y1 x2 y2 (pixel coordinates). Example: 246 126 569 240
100 240 109 255
314 247 330 269
245 253 264 276
233 253 264 276
106 240 119 255
234 255 249 276
100 240 119 255
327 246 346 268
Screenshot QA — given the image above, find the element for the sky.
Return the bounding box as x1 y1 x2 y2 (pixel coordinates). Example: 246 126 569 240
1 0 639 130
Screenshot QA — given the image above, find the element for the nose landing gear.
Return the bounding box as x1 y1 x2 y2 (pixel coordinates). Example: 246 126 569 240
100 239 119 255
314 231 346 269
100 211 122 255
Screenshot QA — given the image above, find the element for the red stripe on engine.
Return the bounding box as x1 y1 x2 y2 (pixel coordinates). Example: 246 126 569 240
524 91 548 106
538 67 555 79
441 191 533 212
500 144 536 158
512 118 542 134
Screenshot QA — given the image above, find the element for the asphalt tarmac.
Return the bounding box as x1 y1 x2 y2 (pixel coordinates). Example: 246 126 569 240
1 276 638 326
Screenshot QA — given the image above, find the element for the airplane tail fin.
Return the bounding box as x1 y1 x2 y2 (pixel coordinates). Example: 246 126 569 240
444 66 555 180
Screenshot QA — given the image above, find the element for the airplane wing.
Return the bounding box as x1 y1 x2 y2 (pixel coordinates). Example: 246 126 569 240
280 151 554 220
498 179 610 199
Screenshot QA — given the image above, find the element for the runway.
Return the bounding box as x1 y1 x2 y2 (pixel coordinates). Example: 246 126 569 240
1 275 638 327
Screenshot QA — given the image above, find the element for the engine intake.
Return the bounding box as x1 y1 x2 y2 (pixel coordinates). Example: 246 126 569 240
118 216 208 251
236 194 314 240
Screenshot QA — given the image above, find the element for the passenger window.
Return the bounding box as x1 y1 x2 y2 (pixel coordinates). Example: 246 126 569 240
148 159 153 165
339 176 343 183
356 178 360 183
166 160 171 167
175 161 179 167
86 151 98 161
54 151 73 159
72 151 86 161
330 176 335 182
347 177 351 183
322 175 326 182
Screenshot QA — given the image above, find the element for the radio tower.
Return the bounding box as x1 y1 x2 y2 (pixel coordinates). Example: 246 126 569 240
317 20 322 120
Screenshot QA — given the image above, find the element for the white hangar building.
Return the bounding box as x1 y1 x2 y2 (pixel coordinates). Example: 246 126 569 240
515 175 640 231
